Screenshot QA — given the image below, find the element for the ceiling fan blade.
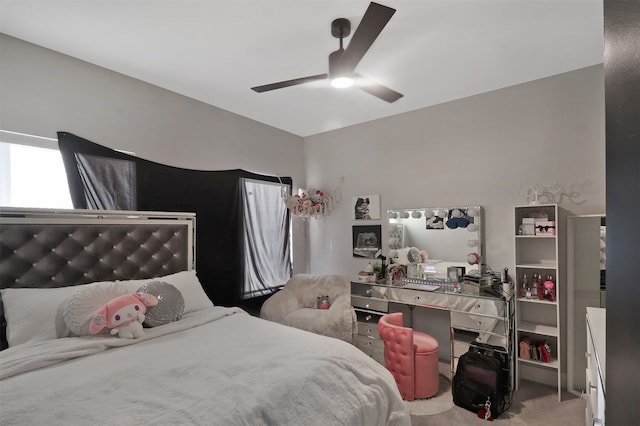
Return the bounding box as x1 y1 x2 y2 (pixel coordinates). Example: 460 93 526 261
354 74 403 103
251 74 328 93
339 2 396 73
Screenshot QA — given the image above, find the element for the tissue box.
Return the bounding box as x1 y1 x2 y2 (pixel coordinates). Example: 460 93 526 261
535 220 556 235
521 218 536 236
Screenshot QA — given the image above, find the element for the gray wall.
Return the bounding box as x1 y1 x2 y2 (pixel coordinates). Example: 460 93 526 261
0 34 309 273
304 65 605 277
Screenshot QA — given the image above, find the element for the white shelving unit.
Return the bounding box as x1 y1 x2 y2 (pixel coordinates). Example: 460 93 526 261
514 204 565 401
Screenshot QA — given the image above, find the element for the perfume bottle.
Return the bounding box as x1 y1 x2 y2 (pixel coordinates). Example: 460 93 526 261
534 274 545 300
519 274 528 298
544 275 556 302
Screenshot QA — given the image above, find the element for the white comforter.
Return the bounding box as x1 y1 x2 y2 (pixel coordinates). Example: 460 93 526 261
0 307 410 426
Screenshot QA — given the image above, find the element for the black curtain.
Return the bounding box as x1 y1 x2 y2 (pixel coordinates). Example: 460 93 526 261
58 131 292 307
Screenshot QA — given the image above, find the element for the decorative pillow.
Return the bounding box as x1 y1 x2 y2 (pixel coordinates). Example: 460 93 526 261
407 247 422 263
137 281 185 327
62 281 128 336
394 247 410 265
0 282 113 347
117 270 213 314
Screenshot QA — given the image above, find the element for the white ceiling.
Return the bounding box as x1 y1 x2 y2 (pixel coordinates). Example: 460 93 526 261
0 0 604 137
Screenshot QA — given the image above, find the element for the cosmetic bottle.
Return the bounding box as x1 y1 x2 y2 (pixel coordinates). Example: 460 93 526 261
532 274 542 300
519 274 528 298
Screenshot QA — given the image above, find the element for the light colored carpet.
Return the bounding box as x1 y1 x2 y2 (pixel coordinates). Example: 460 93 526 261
405 362 454 416
410 378 586 426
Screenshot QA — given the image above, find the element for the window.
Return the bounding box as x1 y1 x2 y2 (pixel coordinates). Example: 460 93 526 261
0 131 73 209
241 178 292 299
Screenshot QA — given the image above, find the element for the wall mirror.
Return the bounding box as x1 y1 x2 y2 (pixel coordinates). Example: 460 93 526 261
387 206 484 277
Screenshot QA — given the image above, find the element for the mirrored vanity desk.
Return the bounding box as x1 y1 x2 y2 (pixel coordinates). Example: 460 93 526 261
352 205 515 394
351 279 516 391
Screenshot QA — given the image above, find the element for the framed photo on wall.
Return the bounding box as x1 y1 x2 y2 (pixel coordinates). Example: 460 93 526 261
353 194 381 220
352 225 382 258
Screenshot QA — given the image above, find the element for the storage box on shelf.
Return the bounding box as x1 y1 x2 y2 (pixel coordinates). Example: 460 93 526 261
514 203 565 401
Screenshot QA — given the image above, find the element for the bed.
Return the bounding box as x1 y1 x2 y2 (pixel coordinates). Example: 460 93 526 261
0 208 410 426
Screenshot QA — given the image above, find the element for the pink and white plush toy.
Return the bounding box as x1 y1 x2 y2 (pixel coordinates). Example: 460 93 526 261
89 292 158 339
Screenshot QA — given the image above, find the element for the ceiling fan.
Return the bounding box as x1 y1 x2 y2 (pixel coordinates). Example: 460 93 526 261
251 2 403 103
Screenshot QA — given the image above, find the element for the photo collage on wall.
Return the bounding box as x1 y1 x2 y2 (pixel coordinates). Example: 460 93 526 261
352 194 381 258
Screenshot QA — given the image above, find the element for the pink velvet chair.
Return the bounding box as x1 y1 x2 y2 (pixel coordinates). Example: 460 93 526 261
378 312 440 400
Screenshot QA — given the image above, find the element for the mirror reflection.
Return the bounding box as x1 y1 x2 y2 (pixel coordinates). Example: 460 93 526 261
387 206 484 279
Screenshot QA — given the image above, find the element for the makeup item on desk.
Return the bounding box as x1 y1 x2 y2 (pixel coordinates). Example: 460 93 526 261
501 267 512 296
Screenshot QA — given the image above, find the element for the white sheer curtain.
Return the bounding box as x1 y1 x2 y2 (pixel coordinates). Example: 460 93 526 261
241 178 292 299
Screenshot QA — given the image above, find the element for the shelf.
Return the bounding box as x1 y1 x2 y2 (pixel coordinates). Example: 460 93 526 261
515 263 557 269
518 357 559 369
516 297 557 306
517 321 558 337
514 203 562 401
515 203 558 209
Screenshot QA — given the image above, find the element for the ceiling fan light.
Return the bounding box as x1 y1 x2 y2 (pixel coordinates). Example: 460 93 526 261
331 77 353 88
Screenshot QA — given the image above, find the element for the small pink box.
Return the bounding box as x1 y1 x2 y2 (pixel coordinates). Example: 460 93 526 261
535 221 556 235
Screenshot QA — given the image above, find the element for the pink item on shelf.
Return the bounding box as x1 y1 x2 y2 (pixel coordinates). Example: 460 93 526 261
544 280 556 301
519 337 531 359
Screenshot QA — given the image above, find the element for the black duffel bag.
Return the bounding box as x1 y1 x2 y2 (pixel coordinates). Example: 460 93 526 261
452 343 511 419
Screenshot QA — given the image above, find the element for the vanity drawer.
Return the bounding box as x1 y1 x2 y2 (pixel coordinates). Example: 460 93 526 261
356 309 383 323
351 295 388 312
357 321 381 339
351 282 386 298
387 288 448 308
449 296 503 316
354 335 385 364
355 310 383 339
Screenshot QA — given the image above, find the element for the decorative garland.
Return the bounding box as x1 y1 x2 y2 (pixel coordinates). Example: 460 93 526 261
282 188 336 218
280 177 343 219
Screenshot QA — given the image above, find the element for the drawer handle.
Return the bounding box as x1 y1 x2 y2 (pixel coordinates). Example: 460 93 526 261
413 296 420 300
365 341 372 346
366 328 372 334
365 303 371 308
365 315 372 321
365 289 372 294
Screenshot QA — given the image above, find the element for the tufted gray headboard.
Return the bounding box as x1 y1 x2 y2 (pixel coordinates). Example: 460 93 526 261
0 207 195 348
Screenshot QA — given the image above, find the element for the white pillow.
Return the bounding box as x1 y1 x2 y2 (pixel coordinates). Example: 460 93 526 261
117 270 213 313
1 282 113 347
395 247 410 265
62 281 128 336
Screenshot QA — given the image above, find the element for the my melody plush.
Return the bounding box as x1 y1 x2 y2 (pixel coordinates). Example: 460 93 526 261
89 292 158 339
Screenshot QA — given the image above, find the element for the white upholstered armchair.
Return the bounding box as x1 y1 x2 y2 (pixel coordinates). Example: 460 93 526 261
260 274 356 343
